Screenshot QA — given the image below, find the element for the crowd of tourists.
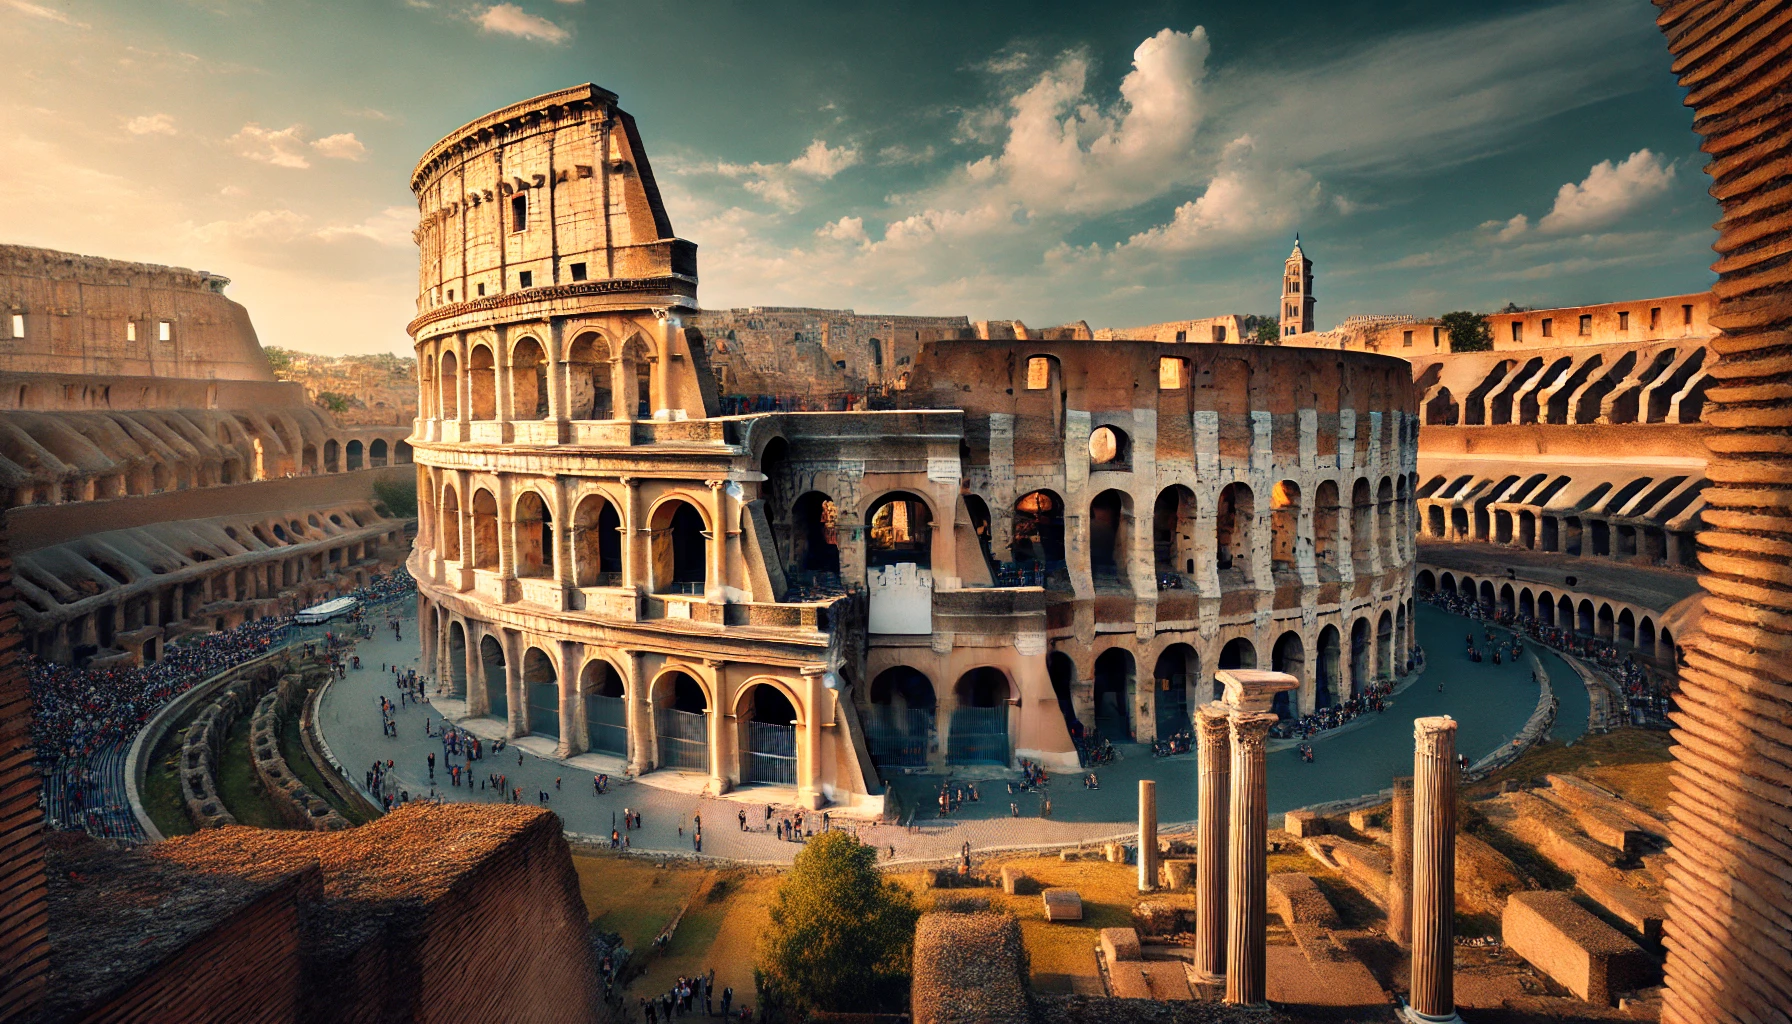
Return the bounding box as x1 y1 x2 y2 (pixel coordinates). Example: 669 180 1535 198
1421 586 1674 722
1271 678 1395 743
638 969 747 1023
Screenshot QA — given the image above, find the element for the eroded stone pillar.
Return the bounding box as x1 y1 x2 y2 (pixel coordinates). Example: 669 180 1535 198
1193 702 1230 984
1138 779 1158 892
1390 775 1413 949
1407 717 1461 1024
1217 669 1297 1008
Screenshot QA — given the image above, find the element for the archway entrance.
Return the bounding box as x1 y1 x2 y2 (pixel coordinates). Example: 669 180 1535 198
1154 645 1196 738
524 648 558 738
1271 632 1304 720
1351 618 1371 695
654 672 709 772
1013 490 1065 565
1217 637 1256 700
582 660 627 756
447 622 467 698
480 635 506 721
1093 647 1136 741
651 500 707 595
742 684 799 785
790 491 841 576
866 492 932 569
1316 624 1341 710
948 668 1010 765
867 666 934 768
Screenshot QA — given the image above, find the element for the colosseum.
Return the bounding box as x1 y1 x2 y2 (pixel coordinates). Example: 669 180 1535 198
406 85 1418 810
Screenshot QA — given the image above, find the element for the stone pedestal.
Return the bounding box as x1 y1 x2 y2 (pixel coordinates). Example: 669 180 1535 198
1390 775 1414 949
1193 701 1231 983
1138 779 1159 892
1406 717 1462 1024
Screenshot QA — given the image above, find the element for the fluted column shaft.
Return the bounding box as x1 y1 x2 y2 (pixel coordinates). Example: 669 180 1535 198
1409 717 1460 1023
1390 775 1414 949
1194 702 1230 982
1138 779 1158 892
1224 710 1277 1006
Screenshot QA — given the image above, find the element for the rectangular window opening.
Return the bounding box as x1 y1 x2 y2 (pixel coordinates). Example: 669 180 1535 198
1174 329 1186 343
157 320 171 342
1682 303 1693 326
1618 311 1629 330
125 321 136 342
9 314 22 338
1158 357 1187 390
477 283 486 297
1650 306 1661 329
1579 314 1592 336
1213 325 1226 342
1511 322 1522 342
518 270 533 288
1402 330 1413 347
1541 317 1553 338
1025 357 1051 390
510 194 528 232
570 262 587 282
1432 327 1442 347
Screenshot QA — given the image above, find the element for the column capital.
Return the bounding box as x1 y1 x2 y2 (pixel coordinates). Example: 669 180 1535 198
1226 710 1279 754
1413 715 1457 755
1215 670 1297 715
706 478 724 491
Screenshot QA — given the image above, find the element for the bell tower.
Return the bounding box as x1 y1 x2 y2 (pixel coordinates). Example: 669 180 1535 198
1280 236 1314 338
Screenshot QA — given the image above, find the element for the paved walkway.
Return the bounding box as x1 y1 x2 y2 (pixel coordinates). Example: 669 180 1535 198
315 603 1579 865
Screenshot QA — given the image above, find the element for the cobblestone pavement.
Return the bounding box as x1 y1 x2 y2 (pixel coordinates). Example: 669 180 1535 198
316 604 1575 865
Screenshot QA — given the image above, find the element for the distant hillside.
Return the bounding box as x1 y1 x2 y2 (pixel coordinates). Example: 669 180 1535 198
266 348 417 426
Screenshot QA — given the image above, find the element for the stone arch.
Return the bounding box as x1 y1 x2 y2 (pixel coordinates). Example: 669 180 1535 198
1597 602 1616 640
1520 587 1535 619
1417 569 1437 594
580 656 628 756
346 439 364 471
648 495 709 595
1376 477 1395 565
1440 571 1456 594
1376 611 1394 681
1316 624 1342 710
948 666 1014 765
468 345 497 420
651 668 710 772
1619 607 1636 645
1089 489 1132 585
470 488 499 569
1217 636 1257 701
439 349 460 419
1153 485 1198 577
1271 479 1301 577
522 646 559 738
866 665 936 768
1538 591 1556 626
440 483 462 562
1499 582 1515 617
395 440 413 464
567 331 613 420
1350 618 1371 694
1313 479 1341 577
479 634 507 721
1352 478 1375 574
1217 482 1254 582
513 489 553 578
621 333 655 419
572 493 623 587
1479 579 1496 611
790 490 841 575
324 438 340 473
1014 489 1066 564
510 335 549 420
1579 599 1595 635
1271 631 1304 719
738 680 801 785
864 490 933 571
1152 644 1197 738
369 438 388 467
446 620 468 698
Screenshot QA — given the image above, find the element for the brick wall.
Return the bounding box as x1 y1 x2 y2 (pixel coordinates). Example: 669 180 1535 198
0 524 49 1022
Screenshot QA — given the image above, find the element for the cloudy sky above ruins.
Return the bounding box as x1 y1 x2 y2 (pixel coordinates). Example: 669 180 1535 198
0 0 1719 355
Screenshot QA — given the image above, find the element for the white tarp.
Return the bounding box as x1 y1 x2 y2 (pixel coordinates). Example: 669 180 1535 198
295 596 358 624
867 562 932 635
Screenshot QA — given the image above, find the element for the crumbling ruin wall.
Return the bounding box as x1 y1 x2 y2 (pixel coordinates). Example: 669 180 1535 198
1652 6 1792 1021
178 658 291 830
250 666 350 831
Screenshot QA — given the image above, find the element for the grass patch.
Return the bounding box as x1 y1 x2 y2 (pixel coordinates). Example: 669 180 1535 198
141 722 196 838
1480 729 1673 794
215 711 285 829
278 692 370 825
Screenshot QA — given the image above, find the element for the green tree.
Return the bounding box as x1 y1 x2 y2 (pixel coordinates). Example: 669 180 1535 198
316 391 351 413
757 831 919 1015
1440 311 1493 352
264 347 293 375
372 477 417 518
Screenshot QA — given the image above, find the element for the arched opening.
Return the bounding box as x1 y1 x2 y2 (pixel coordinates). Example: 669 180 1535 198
469 345 497 420
440 484 462 561
480 635 507 721
741 684 799 785
1092 647 1136 741
447 622 467 698
1089 425 1130 469
346 439 364 471
567 333 613 420
1417 569 1437 594
1499 583 1515 617
653 671 710 772
511 336 549 420
1376 477 1395 565
650 499 707 595
1217 637 1256 701
1539 591 1557 626
324 439 340 473
513 491 554 578
1352 479 1375 573
1561 595 1576 630
1013 490 1065 565
1597 602 1615 640
1376 611 1394 681
1154 644 1197 737
1520 588 1535 619
395 440 413 464
1271 632 1304 719
1217 482 1254 582
573 495 623 587
1350 618 1371 695
369 438 388 467
790 491 841 575
1314 480 1341 579
1619 607 1636 645
1427 505 1445 538
867 666 935 768
1154 485 1197 578
301 445 318 475
582 660 627 756
1479 579 1496 612
948 667 1011 765
439 350 460 419
1089 489 1131 587
523 647 559 738
1459 576 1476 601
1316 624 1342 710
866 491 932 569
1440 571 1456 593
1396 604 1410 673
1272 480 1301 578
471 489 499 569
1640 616 1657 658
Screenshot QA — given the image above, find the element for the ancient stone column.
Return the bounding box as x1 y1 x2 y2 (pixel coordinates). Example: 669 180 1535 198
1390 775 1413 949
1138 779 1158 892
1193 701 1231 983
1407 717 1461 1024
1216 669 1297 1008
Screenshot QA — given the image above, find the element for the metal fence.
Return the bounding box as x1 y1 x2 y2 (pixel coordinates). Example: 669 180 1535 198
947 706 1009 765
864 706 932 768
527 682 560 738
655 707 709 771
586 694 628 756
745 721 797 785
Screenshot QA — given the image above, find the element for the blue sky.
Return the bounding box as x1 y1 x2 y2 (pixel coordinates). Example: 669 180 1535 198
0 0 1717 355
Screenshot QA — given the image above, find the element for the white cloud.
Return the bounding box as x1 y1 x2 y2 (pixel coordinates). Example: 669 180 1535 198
7 1 89 28
231 123 312 169
314 206 415 246
817 216 868 245
476 4 569 43
1117 135 1319 254
310 132 366 161
710 139 861 211
1481 213 1529 242
787 139 860 179
1538 149 1675 233
124 113 176 136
